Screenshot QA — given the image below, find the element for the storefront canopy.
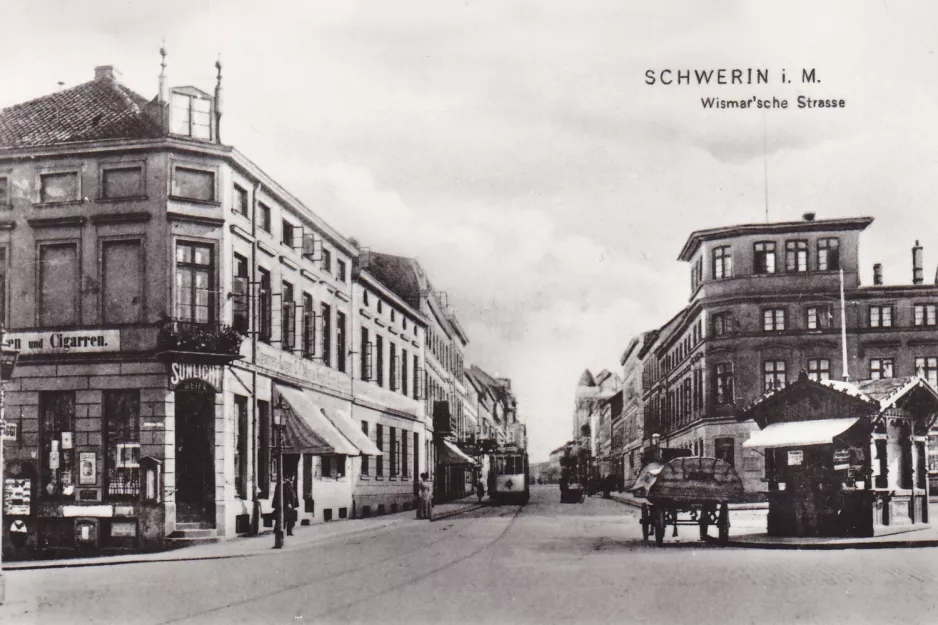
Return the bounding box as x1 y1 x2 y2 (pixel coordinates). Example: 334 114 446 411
439 440 476 466
325 409 383 456
275 385 358 456
742 417 861 449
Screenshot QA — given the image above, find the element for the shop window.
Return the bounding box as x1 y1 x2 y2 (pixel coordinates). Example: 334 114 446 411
171 166 215 202
175 242 214 324
806 358 831 382
232 254 250 334
303 455 313 509
375 424 384 477
712 246 732 279
389 427 398 477
870 358 895 380
874 439 888 489
336 312 347 373
322 455 346 479
817 238 840 271
0 247 6 325
104 390 140 498
40 391 76 498
402 433 409 478
40 171 80 203
763 360 786 391
258 400 270 498
785 240 808 272
714 437 735 467
916 441 927 489
39 242 79 327
102 240 143 324
753 241 776 274
361 422 370 476
321 302 332 367
234 395 248 499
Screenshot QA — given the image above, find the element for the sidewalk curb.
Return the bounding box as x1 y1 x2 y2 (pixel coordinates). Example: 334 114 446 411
709 536 938 550
3 520 401 572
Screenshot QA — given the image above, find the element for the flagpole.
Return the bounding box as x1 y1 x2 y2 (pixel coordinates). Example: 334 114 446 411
840 268 849 381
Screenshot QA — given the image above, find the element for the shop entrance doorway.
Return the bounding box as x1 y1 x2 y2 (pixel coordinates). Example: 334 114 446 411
175 384 216 526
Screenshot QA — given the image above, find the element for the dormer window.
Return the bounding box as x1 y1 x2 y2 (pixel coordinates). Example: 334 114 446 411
171 91 212 140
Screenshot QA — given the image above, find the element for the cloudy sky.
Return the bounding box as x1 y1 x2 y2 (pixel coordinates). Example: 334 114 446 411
6 0 938 460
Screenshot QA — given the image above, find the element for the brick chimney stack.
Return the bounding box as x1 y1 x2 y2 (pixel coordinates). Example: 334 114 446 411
94 65 120 81
873 263 883 286
913 240 924 285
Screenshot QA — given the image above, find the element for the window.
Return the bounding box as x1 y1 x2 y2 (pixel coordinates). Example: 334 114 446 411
361 327 372 380
233 184 249 216
321 455 346 479
807 358 831 381
712 246 732 279
402 348 409 396
690 256 704 291
390 427 398 477
363 290 370 306
302 293 315 358
870 305 893 328
402 434 409 478
232 254 250 334
259 203 271 232
258 268 272 342
336 312 347 373
321 302 332 367
104 390 140 497
817 238 840 271
40 171 80 203
40 391 76 498
870 358 894 380
915 356 938 386
390 343 398 391
714 363 734 405
234 395 248 499
337 259 347 282
0 176 8 208
377 300 383 314
101 166 144 199
0 247 6 324
806 306 832 330
39 242 79 327
914 304 937 327
281 281 295 351
413 355 420 399
714 437 735 467
282 220 295 248
785 240 808 272
753 241 776 274
712 311 732 337
102 240 143 324
375 424 384 477
170 91 212 140
258 401 270 497
322 248 332 273
361 422 370 476
175 242 214 324
763 360 787 391
171 166 215 202
376 335 384 387
762 308 786 332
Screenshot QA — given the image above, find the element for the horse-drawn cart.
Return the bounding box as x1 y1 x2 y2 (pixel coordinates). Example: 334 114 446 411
630 456 744 546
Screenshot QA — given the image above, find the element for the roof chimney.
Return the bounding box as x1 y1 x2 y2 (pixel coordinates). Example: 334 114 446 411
802 212 816 222
913 240 923 285
94 65 119 81
873 263 883 286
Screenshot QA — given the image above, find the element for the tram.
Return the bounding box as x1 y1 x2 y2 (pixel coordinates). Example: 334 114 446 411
488 447 530 504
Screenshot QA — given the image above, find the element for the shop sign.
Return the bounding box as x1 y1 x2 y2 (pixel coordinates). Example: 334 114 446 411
6 329 120 355
787 450 804 466
833 448 850 471
111 522 137 537
168 362 222 391
3 478 31 516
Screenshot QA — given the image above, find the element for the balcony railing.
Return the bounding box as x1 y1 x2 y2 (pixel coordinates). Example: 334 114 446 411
157 318 244 361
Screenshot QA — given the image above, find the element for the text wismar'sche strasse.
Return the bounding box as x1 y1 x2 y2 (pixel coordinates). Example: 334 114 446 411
644 67 846 109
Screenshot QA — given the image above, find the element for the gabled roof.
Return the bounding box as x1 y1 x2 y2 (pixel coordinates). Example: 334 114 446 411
0 74 162 149
577 369 596 387
367 252 422 310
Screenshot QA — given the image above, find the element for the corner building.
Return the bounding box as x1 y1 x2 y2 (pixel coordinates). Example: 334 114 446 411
641 215 938 494
0 62 384 553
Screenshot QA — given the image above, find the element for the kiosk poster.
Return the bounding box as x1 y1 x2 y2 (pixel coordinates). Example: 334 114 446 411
4 478 31 516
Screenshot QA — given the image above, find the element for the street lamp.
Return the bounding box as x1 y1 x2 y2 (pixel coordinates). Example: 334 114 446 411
272 396 286 550
0 324 21 605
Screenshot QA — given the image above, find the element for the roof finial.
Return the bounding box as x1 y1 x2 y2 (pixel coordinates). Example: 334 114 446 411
214 53 223 144
158 41 168 104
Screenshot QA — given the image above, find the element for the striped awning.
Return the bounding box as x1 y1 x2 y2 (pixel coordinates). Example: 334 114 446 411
743 417 861 449
275 385 358 456
324 409 383 456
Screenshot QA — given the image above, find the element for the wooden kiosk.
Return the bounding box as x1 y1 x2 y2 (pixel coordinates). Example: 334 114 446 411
741 372 938 538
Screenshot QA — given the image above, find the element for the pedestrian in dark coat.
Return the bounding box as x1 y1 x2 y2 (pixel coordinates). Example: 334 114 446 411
273 476 300 536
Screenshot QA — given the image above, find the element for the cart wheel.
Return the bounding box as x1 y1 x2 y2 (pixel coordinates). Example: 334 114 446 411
699 506 710 540
718 501 730 545
654 508 665 547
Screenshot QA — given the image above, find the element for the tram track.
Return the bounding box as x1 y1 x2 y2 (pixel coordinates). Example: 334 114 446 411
156 503 523 624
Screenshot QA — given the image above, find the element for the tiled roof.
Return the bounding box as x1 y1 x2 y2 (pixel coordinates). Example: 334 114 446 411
366 252 422 310
0 76 162 148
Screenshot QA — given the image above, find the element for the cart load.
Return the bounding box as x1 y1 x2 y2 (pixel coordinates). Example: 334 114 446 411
633 456 744 546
